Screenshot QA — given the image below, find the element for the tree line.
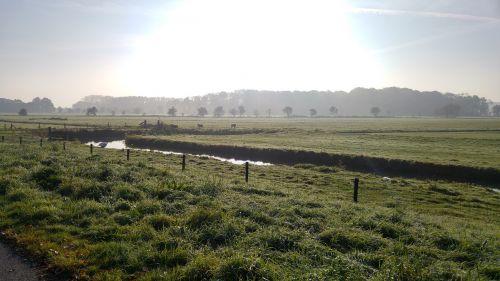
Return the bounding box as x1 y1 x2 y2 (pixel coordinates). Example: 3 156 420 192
2 88 500 117
71 88 497 117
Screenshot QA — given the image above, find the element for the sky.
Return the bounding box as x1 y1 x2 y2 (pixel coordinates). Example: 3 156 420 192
0 0 499 107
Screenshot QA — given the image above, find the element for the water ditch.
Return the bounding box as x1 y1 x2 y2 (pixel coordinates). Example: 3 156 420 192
85 140 272 166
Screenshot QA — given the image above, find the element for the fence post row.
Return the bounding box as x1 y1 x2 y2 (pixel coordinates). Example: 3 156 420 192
245 161 249 183
353 178 359 203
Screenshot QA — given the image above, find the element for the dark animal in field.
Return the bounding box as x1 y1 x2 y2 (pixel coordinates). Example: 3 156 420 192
231 123 236 128
98 142 107 148
197 124 203 128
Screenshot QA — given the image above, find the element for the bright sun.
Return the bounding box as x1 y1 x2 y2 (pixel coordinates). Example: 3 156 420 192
117 0 381 97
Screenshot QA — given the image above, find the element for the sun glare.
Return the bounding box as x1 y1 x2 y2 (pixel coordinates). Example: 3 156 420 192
117 0 382 97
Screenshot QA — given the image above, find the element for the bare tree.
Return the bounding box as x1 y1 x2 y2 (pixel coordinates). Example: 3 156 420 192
370 106 381 117
167 106 177 117
283 106 293 117
238 105 246 117
230 108 238 117
309 108 317 117
197 107 208 117
329 106 338 115
213 106 224 117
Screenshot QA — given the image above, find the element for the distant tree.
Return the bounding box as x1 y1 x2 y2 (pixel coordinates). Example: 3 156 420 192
230 108 238 117
253 109 259 118
57 107 63 114
238 105 246 117
86 106 97 116
283 106 293 117
493 105 500 116
309 108 317 117
266 108 272 118
121 110 126 115
370 106 381 117
18 108 27 116
167 106 177 117
111 110 116 116
213 106 224 117
133 107 141 115
329 106 338 115
437 103 461 117
197 107 208 117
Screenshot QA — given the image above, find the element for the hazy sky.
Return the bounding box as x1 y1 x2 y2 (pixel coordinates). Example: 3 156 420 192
1 0 499 106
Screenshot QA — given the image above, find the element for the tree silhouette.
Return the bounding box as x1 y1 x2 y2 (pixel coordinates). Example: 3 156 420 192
213 106 224 117
18 108 27 116
266 108 271 118
492 105 500 117
309 108 317 117
167 106 177 117
230 108 238 117
197 107 208 117
329 106 338 115
238 105 245 117
253 109 259 118
370 106 381 117
283 106 293 117
86 106 97 116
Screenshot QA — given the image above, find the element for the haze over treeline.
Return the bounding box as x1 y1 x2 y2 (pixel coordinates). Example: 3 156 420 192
0 87 495 117
72 87 492 117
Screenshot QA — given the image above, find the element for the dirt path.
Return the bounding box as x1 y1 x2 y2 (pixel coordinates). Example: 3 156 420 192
0 242 40 281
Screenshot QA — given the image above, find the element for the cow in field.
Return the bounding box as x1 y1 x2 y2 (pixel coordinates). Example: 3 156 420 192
197 124 203 128
231 123 236 129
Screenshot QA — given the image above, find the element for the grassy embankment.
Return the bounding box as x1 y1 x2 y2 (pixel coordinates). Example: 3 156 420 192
0 132 499 280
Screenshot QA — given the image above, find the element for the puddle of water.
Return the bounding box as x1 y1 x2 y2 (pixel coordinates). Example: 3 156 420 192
85 140 272 166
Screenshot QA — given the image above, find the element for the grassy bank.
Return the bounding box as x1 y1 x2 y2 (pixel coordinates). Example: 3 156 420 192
125 136 500 186
0 137 499 280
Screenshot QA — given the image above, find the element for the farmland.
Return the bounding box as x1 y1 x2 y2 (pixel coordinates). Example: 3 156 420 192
0 116 499 280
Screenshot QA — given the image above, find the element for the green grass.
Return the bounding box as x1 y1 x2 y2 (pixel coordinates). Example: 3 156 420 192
157 130 500 169
0 133 499 280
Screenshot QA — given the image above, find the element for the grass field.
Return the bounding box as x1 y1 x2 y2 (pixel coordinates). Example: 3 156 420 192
2 115 500 170
0 132 499 280
0 117 499 280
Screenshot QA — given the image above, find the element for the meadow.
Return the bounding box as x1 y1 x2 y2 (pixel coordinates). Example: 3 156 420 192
0 131 499 280
0 116 499 280
2 115 500 170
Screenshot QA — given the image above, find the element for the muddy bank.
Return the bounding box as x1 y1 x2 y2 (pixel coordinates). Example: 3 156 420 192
126 136 500 186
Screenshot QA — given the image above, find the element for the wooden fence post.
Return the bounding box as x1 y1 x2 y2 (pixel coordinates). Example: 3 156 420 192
63 142 66 151
90 143 93 155
353 178 359 203
245 161 249 183
1 136 4 142
40 138 43 147
127 149 130 161
48 127 52 141
19 136 22 144
182 154 186 171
